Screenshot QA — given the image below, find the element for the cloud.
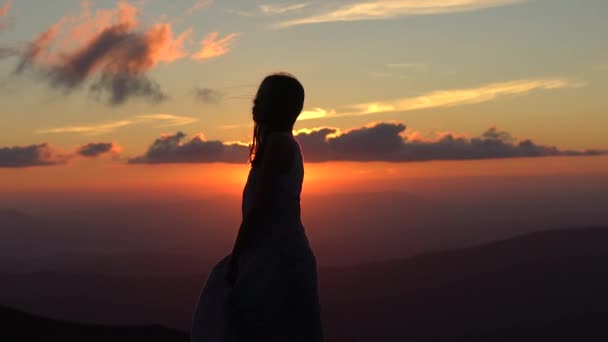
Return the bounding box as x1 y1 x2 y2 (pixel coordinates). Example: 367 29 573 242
348 79 582 116
36 114 198 136
194 87 224 104
385 63 428 72
129 122 606 164
192 32 239 60
13 2 193 105
369 63 427 78
0 0 12 30
187 0 214 15
300 108 337 120
128 132 249 164
0 144 67 168
0 0 10 17
275 0 525 28
227 2 311 17
259 2 312 15
299 78 584 120
0 140 118 168
295 122 605 162
0 45 21 59
76 142 121 157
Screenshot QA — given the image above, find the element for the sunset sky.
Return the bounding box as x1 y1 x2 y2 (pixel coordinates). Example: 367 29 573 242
1 0 607 193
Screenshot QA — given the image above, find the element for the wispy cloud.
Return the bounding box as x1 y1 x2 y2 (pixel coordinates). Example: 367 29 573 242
187 0 214 15
225 9 257 17
386 63 428 71
348 79 582 116
369 62 428 78
36 114 198 136
299 78 584 120
192 32 239 60
300 108 337 120
227 2 311 17
193 87 224 104
275 0 525 28
260 2 312 15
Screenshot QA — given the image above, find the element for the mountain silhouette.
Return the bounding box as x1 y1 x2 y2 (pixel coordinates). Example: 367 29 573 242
320 226 608 341
2 305 188 342
1 226 608 341
1 305 358 342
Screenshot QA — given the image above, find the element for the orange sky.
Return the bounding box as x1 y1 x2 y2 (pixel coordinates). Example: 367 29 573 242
2 156 607 195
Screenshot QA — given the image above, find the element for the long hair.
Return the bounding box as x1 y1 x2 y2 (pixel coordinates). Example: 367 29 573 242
249 72 305 167
226 73 305 284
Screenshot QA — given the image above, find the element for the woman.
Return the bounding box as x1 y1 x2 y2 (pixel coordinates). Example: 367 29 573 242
192 73 324 342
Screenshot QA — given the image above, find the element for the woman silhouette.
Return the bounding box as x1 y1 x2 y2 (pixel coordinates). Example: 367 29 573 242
192 73 324 342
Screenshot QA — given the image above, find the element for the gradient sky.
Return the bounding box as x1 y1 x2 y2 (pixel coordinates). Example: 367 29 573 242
1 0 607 190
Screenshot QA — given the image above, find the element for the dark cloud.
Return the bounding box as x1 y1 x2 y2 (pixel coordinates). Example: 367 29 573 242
0 144 66 168
193 87 223 104
89 72 167 106
129 122 605 164
128 132 249 164
1 141 121 168
297 123 605 162
13 3 190 105
17 23 167 105
77 142 119 158
0 45 20 59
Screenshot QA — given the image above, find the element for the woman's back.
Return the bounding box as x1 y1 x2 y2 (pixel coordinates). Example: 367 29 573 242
241 132 304 225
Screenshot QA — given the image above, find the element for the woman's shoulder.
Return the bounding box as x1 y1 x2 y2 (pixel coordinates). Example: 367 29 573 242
259 132 300 171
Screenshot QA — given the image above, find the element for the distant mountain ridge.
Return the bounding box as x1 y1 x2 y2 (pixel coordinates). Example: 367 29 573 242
321 226 608 341
2 226 608 341
3 189 607 269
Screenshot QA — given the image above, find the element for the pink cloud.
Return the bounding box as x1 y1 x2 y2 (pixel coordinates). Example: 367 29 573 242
15 1 193 105
192 32 239 60
0 0 11 17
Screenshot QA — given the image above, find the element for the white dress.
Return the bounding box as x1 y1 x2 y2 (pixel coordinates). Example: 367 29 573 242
191 133 324 342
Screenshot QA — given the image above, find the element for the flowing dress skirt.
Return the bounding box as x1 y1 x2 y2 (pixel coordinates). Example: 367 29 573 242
191 222 324 342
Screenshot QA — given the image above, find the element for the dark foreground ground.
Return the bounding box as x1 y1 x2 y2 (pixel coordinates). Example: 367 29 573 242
3 226 608 341
3 305 188 342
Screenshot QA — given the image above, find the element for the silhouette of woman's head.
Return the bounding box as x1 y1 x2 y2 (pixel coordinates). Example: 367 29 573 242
250 72 305 164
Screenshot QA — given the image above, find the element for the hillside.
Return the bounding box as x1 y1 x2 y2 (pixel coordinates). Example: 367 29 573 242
2 305 188 342
2 226 608 341
320 226 608 341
